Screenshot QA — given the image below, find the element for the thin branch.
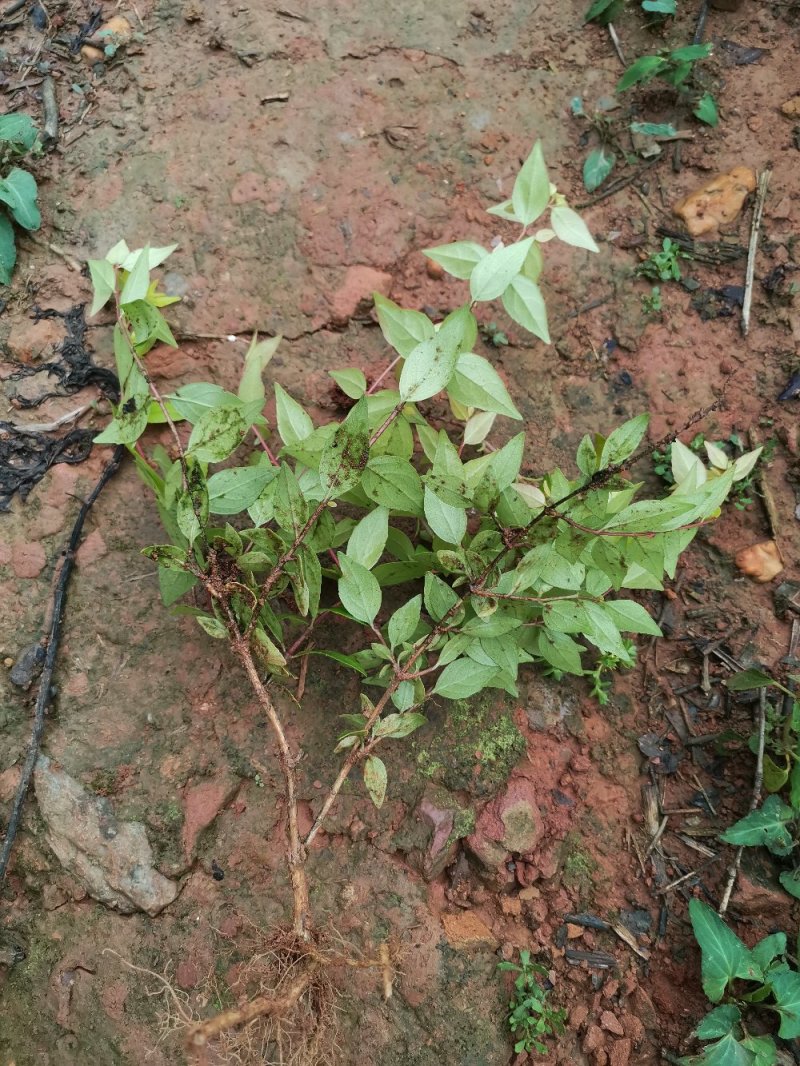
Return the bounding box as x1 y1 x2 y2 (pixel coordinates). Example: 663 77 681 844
741 169 771 337
719 687 766 915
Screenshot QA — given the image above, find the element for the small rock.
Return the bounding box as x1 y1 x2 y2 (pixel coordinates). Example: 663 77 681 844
566 922 584 939
80 44 104 63
182 774 239 857
608 1038 632 1066
34 756 177 916
11 541 46 579
734 540 784 583
329 265 393 326
465 776 543 870
500 896 522 916
441 910 497 949
4 317 63 362
733 872 789 917
570 1004 589 1030
175 959 200 989
621 1012 645 1045
416 788 473 880
9 642 45 688
673 167 757 237
781 95 800 118
600 1011 625 1036
582 1024 605 1053
425 257 445 280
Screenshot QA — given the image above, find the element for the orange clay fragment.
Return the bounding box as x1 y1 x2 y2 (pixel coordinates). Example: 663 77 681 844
734 540 784 583
673 166 757 237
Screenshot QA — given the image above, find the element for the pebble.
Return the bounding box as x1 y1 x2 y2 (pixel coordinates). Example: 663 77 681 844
600 1010 625 1036
426 258 445 280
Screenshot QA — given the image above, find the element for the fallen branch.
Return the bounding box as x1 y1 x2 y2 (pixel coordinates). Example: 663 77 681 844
741 169 771 337
719 687 766 915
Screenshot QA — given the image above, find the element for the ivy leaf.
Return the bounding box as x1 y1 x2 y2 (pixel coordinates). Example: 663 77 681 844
347 506 389 570
447 353 521 419
751 932 786 971
470 238 534 303
0 113 38 150
387 595 422 649
511 141 550 226
585 0 619 21
275 382 314 446
422 241 487 281
399 305 475 403
338 553 382 624
725 669 774 691
502 275 550 343
694 92 719 127
0 168 40 231
780 869 800 899
550 205 599 253
719 795 795 855
695 1033 757 1065
362 455 424 516
373 293 436 357
772 971 800 1039
319 395 370 498
239 334 280 406
617 55 668 93
694 1004 741 1040
583 147 616 193
689 899 764 1003
187 404 250 463
120 244 151 305
433 658 499 699
364 755 387 808
88 258 116 314
0 213 15 286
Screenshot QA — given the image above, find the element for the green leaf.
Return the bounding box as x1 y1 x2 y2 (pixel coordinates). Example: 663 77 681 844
694 92 719 127
319 395 370 498
424 486 467 545
196 615 227 639
125 300 177 353
0 168 40 231
583 147 616 193
779 869 800 899
751 932 786 971
584 0 618 21
207 463 276 515
511 141 550 226
362 455 424 516
239 334 280 406
725 669 774 691
176 479 208 547
274 463 309 537
168 383 241 424
0 113 38 150
399 305 475 402
347 506 389 569
502 275 550 343
694 1005 741 1040
719 795 794 855
423 241 488 281
434 658 499 699
447 353 521 419
470 238 534 303
310 649 367 676
373 293 436 357
158 566 197 606
671 43 713 62
772 971 800 1039
550 206 599 253
329 368 367 399
120 244 151 305
600 414 649 467
374 711 426 739
275 382 314 446
364 755 387 808
424 573 460 622
187 404 250 463
536 630 584 675
642 0 676 12
0 213 15 285
119 244 178 272
696 1033 757 1066
338 553 382 624
617 55 667 93
688 899 764 1002
630 121 677 136
514 543 585 592
253 626 287 670
88 258 116 315
603 599 661 636
387 595 422 649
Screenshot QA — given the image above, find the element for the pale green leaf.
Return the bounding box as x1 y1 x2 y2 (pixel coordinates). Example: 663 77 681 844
387 595 422 649
772 971 800 1039
550 205 599 253
239 334 280 406
374 293 435 357
464 410 496 446
0 168 40 231
187 404 249 463
502 275 550 343
447 353 521 419
434 658 499 699
207 463 276 514
399 305 475 402
362 455 424 516
424 486 467 545
364 755 387 808
347 506 389 569
599 414 649 468
330 368 367 399
275 382 314 446
196 615 227 639
120 244 151 305
338 553 382 624
319 395 370 498
511 141 550 226
719 795 794 855
88 259 116 316
470 238 533 303
423 241 487 281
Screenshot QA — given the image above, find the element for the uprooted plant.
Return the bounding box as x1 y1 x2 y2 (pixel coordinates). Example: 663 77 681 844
88 142 759 1057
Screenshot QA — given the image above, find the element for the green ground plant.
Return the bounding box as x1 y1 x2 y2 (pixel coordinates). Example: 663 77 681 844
88 141 759 1051
652 434 768 510
498 950 566 1055
0 114 42 285
637 237 690 282
684 900 800 1065
617 43 717 127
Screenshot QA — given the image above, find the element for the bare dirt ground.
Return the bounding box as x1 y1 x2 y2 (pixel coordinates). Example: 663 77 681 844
1 0 799 1063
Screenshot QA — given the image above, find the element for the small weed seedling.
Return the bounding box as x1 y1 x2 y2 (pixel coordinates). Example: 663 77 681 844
498 951 566 1056
0 114 42 285
641 285 663 317
637 238 690 283
652 434 767 510
617 43 718 127
684 900 800 1064
88 141 759 1053
586 640 637 705
479 320 509 348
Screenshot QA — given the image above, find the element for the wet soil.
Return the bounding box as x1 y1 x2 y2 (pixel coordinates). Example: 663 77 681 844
1 0 799 1064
